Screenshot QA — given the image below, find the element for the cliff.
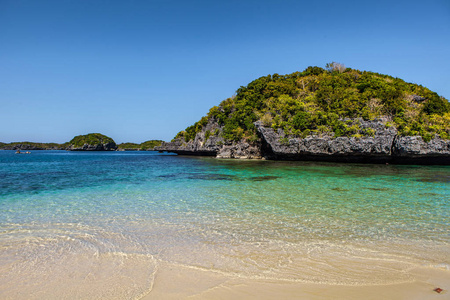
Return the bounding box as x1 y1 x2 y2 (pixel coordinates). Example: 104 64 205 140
255 119 450 164
156 118 262 158
156 118 450 164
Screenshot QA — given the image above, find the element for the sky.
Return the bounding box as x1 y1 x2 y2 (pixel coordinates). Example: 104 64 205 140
1 0 449 143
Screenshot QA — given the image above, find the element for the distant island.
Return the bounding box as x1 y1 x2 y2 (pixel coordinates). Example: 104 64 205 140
0 141 66 151
0 133 163 152
66 133 118 151
156 63 450 164
116 140 165 151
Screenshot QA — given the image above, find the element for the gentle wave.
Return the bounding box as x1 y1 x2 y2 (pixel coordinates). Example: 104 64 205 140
0 222 157 300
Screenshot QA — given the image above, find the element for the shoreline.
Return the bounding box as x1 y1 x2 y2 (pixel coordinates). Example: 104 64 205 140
2 148 449 165
143 261 449 299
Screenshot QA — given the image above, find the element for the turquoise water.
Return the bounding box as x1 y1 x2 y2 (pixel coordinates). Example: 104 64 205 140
0 151 449 299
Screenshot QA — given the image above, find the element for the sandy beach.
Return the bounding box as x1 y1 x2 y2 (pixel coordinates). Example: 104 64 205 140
143 261 449 300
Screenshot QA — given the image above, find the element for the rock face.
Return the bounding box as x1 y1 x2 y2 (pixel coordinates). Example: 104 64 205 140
156 118 450 164
156 118 262 158
393 136 450 156
66 142 117 151
255 119 450 164
255 119 397 162
259 120 392 155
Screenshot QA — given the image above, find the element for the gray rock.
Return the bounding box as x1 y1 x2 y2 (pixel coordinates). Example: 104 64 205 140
393 136 450 156
155 118 262 158
217 142 262 159
411 95 426 103
155 118 225 156
157 117 449 164
255 119 397 158
67 142 117 151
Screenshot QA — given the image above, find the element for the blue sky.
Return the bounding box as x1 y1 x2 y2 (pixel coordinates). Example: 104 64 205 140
1 0 449 143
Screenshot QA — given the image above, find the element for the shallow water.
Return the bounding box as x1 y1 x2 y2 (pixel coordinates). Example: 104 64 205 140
0 151 449 299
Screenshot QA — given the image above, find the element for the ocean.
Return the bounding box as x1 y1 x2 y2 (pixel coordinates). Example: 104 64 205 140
0 150 449 299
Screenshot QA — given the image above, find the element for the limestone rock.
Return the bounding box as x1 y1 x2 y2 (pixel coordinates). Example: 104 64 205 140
156 117 449 164
393 136 450 156
255 119 397 159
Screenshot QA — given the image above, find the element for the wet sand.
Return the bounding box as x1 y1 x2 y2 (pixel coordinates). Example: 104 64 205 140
142 261 450 300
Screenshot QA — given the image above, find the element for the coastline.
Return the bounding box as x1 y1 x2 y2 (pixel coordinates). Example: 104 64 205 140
143 261 449 300
155 118 450 165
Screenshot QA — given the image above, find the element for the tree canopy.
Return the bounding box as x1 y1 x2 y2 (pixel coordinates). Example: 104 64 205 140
69 133 116 147
117 140 163 150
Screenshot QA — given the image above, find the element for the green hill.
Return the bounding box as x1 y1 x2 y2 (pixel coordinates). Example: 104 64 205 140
175 63 449 143
117 142 141 150
117 140 163 150
140 140 163 150
68 133 117 151
0 142 64 150
69 133 115 147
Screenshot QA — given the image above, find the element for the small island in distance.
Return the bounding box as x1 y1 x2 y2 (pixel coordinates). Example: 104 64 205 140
0 133 163 152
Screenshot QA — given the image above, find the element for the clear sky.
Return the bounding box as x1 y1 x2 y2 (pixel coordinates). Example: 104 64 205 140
1 0 449 143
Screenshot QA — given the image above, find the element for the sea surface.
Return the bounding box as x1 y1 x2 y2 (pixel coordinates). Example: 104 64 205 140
0 150 449 299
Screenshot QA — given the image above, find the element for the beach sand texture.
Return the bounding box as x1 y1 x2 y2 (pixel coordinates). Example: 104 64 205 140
144 262 449 300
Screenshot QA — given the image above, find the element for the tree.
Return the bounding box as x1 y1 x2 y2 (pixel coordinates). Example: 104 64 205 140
326 62 346 73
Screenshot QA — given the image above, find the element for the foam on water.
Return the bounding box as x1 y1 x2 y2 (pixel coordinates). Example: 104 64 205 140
0 222 157 299
0 151 449 298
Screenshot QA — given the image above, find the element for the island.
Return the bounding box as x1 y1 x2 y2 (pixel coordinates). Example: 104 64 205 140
0 134 163 152
117 140 164 151
0 142 67 150
156 63 450 164
66 133 118 151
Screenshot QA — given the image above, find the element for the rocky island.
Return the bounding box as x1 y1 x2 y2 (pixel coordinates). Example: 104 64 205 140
0 142 66 151
0 133 118 151
156 64 450 164
66 133 118 151
0 134 165 152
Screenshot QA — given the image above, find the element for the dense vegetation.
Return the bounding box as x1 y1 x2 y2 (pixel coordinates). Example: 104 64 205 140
1 136 163 151
117 142 140 149
140 140 163 150
118 140 163 150
175 63 449 143
0 142 65 150
69 133 116 147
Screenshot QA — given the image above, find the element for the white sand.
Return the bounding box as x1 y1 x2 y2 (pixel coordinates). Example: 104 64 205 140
142 261 450 300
